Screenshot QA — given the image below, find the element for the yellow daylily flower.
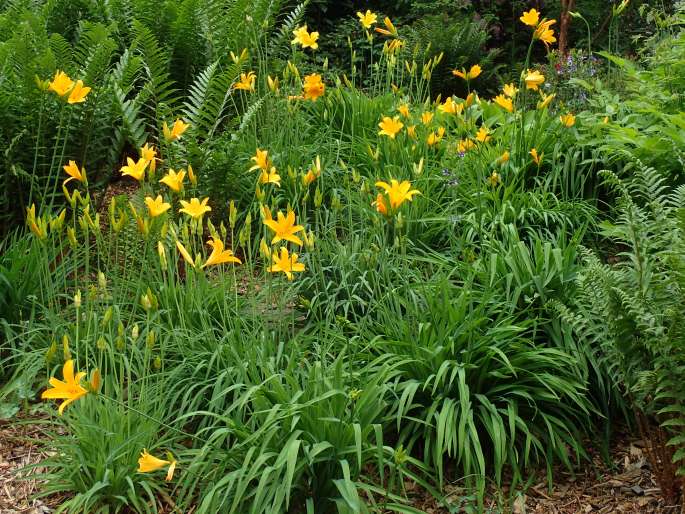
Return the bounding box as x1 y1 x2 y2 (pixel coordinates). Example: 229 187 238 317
520 9 540 26
372 193 388 215
499 151 510 164
357 10 377 29
140 143 158 174
374 17 397 37
406 125 417 139
457 138 476 153
398 104 410 118
120 157 148 182
494 94 514 112
452 64 481 80
144 195 171 218
487 171 502 187
179 197 211 219
41 359 88 415
302 156 321 186
530 148 543 165
63 160 86 185
234 71 256 92
292 25 319 50
67 80 91 104
48 70 74 97
534 19 557 47
560 113 576 127
476 126 491 143
303 74 325 101
249 148 271 172
421 111 434 125
537 92 555 109
524 69 545 90
375 179 420 210
259 167 281 186
503 83 519 98
378 116 404 138
438 97 464 115
263 209 305 246
427 127 445 146
268 247 306 280
138 449 177 481
159 169 186 193
163 119 190 142
202 238 241 267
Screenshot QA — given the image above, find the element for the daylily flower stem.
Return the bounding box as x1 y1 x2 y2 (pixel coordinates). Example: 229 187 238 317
42 102 66 210
28 95 45 207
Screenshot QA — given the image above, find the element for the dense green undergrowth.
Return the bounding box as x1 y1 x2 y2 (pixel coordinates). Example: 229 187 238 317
1 0 685 512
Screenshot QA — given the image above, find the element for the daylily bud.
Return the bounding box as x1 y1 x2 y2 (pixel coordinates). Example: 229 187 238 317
154 356 162 369
62 334 71 361
146 330 156 349
97 336 108 350
67 227 77 248
255 184 265 201
101 306 113 327
220 221 227 239
413 157 424 176
73 290 82 309
157 241 167 268
267 75 279 92
229 200 238 229
89 368 101 393
395 212 405 230
117 322 125 337
331 192 341 211
207 219 219 240
46 339 57 363
131 324 139 340
140 288 158 312
187 164 197 186
115 336 125 351
304 230 315 250
50 209 66 233
259 237 271 259
314 187 323 208
35 75 50 92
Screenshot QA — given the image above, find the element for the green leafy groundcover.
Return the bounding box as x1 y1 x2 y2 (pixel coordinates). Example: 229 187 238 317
1 0 685 512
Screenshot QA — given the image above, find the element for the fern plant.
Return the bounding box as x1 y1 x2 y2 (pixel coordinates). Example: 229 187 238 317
561 161 685 503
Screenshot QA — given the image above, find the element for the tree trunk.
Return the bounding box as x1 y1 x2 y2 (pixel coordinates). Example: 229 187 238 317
558 0 575 55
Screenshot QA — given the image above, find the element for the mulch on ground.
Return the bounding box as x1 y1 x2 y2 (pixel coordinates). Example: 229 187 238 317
0 417 680 513
0 417 65 514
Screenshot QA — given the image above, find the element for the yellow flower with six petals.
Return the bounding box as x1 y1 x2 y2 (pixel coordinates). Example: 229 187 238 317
159 169 186 192
263 209 305 246
292 25 319 50
41 359 88 415
48 70 74 96
375 179 420 210
179 197 211 219
268 247 306 280
138 449 177 482
144 195 171 218
357 10 377 29
202 238 241 267
378 116 404 139
163 119 190 142
120 157 148 182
